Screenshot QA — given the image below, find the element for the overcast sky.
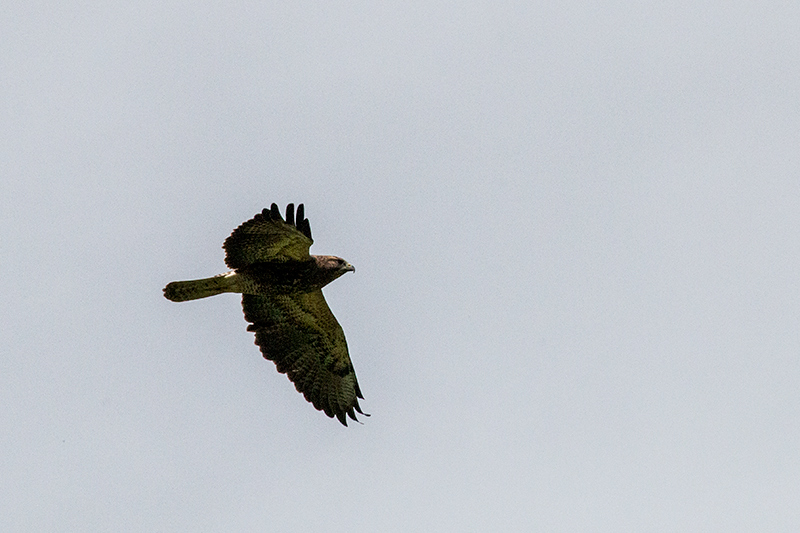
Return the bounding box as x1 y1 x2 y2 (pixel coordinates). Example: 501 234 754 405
3 1 799 531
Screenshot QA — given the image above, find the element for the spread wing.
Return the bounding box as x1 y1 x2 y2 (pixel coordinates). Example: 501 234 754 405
242 291 366 425
224 203 313 269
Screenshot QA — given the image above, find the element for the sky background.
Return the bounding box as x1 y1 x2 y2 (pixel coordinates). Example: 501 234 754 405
2 1 799 531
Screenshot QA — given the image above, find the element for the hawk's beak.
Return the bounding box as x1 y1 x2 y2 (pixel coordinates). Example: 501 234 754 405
342 262 355 273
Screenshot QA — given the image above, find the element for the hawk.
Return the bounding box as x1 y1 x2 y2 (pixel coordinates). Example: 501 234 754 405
163 203 366 425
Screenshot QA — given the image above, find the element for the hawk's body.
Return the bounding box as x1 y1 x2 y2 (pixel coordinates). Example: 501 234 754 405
163 203 365 425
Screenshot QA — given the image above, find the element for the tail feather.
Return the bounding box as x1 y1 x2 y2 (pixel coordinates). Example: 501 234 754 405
163 272 238 302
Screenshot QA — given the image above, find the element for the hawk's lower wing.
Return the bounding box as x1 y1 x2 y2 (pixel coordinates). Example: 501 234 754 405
241 291 366 425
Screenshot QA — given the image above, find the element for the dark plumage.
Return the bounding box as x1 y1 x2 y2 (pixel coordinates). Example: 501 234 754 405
163 203 365 425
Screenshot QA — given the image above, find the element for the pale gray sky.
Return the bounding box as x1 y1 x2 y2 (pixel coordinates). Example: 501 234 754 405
2 2 799 531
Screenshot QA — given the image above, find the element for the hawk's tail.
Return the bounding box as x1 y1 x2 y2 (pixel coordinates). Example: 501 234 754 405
163 272 239 302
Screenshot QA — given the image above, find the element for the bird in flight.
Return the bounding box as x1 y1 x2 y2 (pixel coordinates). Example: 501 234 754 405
163 203 366 425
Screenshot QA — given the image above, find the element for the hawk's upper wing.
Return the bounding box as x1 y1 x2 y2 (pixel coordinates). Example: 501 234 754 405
242 291 366 425
224 203 313 269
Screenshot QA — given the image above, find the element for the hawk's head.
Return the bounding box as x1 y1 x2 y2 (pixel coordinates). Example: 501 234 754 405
313 255 355 287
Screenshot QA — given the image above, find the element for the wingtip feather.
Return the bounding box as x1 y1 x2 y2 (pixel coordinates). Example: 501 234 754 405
285 203 295 225
269 203 282 221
